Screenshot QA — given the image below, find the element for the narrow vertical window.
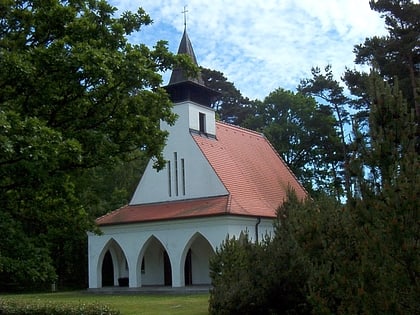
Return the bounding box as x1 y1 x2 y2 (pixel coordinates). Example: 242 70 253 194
181 158 186 195
167 161 172 197
174 152 179 196
199 112 206 133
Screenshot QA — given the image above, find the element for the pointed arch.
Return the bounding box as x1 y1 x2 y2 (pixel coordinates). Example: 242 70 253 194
136 235 172 286
97 238 128 287
181 232 215 285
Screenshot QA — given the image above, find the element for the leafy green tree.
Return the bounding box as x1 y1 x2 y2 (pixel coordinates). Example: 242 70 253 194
243 88 342 197
298 65 353 199
0 0 193 289
201 67 254 124
50 156 148 287
76 156 148 220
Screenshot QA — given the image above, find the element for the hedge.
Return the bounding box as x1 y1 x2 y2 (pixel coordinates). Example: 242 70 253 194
0 299 120 315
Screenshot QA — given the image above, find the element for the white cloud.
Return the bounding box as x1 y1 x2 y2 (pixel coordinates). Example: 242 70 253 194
110 0 387 100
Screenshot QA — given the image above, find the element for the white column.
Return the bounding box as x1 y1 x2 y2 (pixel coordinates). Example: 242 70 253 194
128 259 139 288
170 250 184 287
87 234 100 288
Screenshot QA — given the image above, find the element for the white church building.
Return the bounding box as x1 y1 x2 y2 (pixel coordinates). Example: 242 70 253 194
87 29 307 289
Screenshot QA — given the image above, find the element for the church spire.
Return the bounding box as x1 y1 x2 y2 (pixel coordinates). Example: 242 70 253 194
168 28 204 86
165 19 219 107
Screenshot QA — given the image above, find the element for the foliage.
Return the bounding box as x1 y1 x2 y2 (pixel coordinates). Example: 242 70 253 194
0 211 56 289
0 299 120 315
343 73 419 314
209 234 271 315
201 67 254 124
353 0 420 121
76 156 148 220
242 88 342 197
209 72 419 314
298 65 352 199
0 0 193 289
209 216 313 315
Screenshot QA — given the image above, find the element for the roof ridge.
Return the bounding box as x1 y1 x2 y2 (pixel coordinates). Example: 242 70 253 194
216 121 265 138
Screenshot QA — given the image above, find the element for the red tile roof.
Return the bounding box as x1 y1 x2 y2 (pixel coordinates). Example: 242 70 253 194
96 121 307 226
193 122 307 217
97 196 229 225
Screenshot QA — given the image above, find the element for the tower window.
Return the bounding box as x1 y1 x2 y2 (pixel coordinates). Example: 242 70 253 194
199 112 206 133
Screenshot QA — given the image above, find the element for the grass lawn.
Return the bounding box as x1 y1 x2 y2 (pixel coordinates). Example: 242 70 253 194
1 291 210 315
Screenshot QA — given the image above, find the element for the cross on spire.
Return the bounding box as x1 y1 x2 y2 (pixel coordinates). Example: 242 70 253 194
182 5 188 29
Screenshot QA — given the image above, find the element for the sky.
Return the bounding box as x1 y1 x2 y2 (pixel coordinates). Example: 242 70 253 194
109 0 388 100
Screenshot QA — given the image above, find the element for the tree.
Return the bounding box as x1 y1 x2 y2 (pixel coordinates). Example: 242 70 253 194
298 65 353 199
50 156 148 287
0 0 193 289
304 73 419 314
345 74 419 313
242 88 342 197
352 0 420 121
209 74 419 314
209 234 271 315
201 67 254 124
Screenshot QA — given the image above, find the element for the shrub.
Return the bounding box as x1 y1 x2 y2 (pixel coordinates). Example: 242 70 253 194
0 299 120 315
209 234 270 315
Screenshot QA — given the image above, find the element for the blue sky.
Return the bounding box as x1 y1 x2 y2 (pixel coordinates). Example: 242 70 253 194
109 0 387 100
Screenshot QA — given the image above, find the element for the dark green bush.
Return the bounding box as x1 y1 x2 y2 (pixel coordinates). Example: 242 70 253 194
208 193 316 315
209 234 274 315
0 299 120 315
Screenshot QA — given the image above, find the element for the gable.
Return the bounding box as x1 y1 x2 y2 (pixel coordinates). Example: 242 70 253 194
130 105 227 205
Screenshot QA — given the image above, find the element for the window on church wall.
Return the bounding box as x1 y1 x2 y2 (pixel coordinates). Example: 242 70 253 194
181 158 186 195
168 152 185 197
168 161 172 197
174 152 179 196
199 112 206 133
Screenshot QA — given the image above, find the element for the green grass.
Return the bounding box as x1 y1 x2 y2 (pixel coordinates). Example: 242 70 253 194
1 291 210 315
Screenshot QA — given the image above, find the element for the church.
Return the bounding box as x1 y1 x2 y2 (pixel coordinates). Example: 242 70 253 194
87 28 306 289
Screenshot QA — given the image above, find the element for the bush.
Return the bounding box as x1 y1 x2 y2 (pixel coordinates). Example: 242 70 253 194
0 299 120 315
209 234 270 315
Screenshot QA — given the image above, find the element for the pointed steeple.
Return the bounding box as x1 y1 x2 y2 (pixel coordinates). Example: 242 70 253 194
168 29 205 86
164 28 219 107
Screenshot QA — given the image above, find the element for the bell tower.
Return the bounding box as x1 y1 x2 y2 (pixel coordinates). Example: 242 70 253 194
164 28 220 136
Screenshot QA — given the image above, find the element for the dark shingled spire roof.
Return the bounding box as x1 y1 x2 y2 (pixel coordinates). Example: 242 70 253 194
168 29 205 86
165 28 219 107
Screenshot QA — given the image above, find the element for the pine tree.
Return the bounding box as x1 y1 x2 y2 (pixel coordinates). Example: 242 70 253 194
347 72 419 313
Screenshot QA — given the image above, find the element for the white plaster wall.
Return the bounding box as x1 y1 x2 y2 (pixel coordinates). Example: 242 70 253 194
130 101 227 205
142 239 164 285
191 237 213 284
88 216 275 288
